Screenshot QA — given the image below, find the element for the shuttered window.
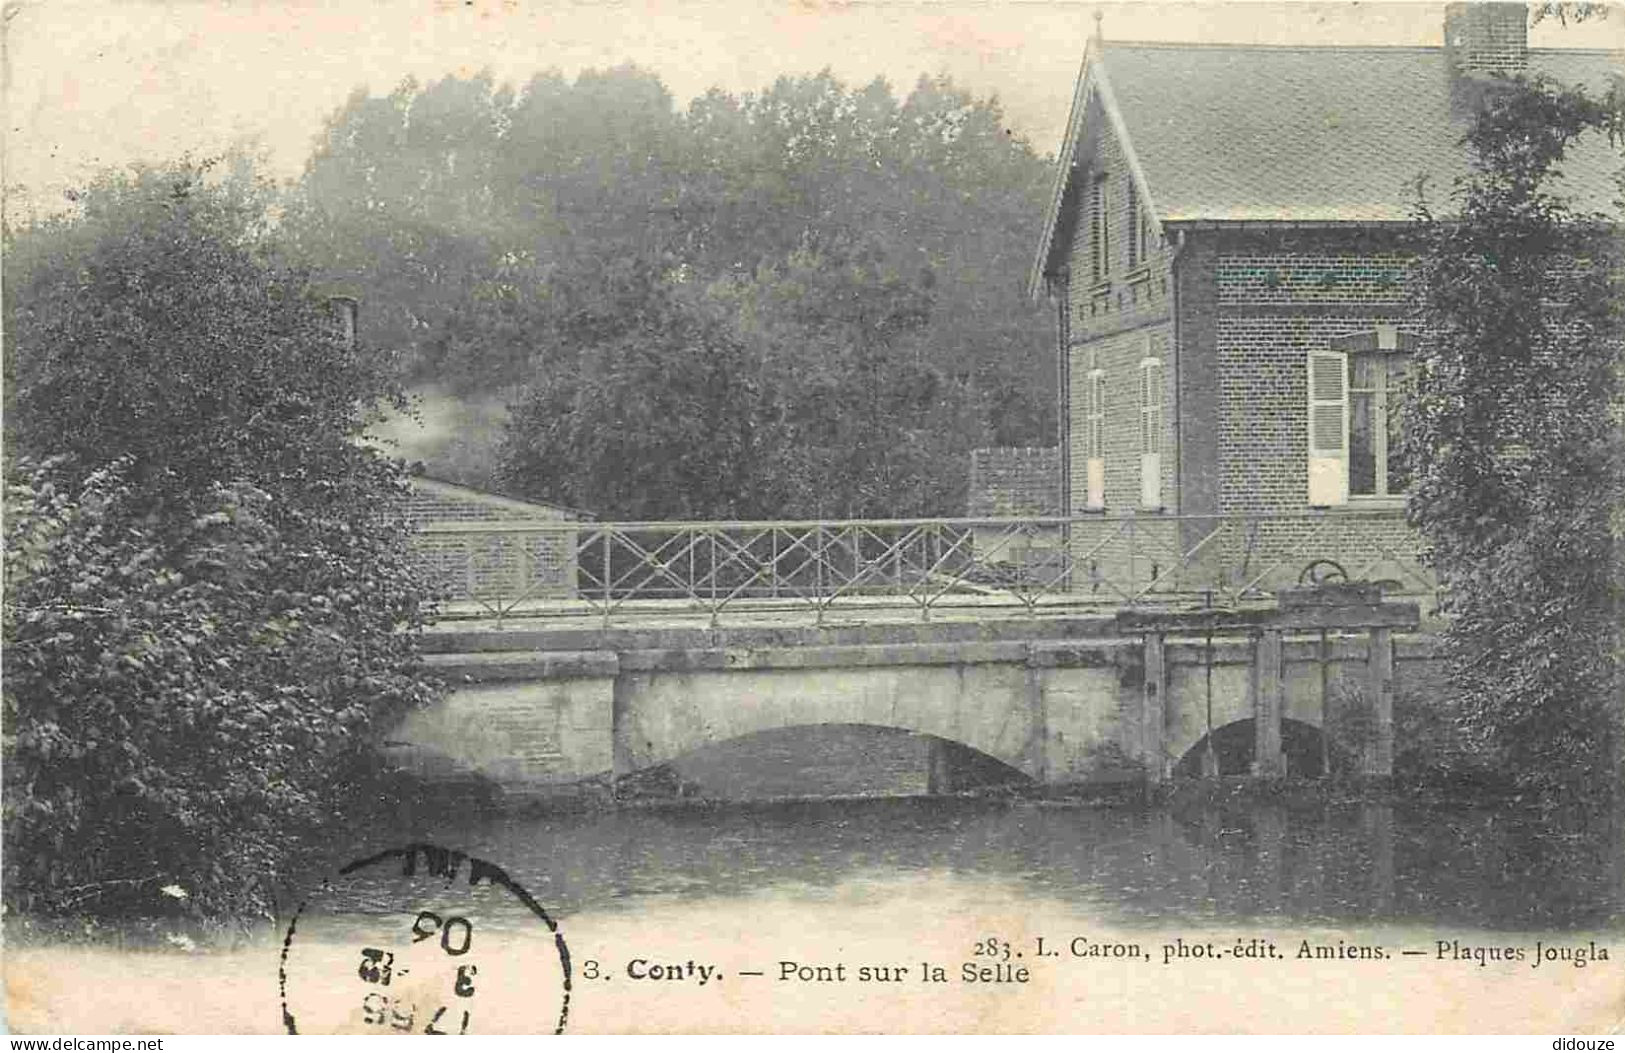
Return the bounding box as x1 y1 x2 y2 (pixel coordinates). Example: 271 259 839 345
1125 180 1141 271
1307 349 1349 506
1090 176 1110 283
1139 357 1163 508
1085 367 1106 508
1308 334 1412 506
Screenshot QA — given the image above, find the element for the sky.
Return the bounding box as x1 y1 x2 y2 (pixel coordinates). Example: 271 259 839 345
4 0 1622 219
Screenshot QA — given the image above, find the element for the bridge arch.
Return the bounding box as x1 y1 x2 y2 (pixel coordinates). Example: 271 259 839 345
616 663 1045 781
630 723 1032 796
1172 718 1352 779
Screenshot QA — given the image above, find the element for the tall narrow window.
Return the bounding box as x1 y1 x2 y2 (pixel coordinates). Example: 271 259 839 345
1085 367 1106 508
1125 180 1141 271
1307 350 1349 506
1090 175 1110 284
1139 356 1163 508
1056 269 1072 514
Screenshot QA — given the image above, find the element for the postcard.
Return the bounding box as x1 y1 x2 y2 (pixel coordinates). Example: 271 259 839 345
4 0 1622 1035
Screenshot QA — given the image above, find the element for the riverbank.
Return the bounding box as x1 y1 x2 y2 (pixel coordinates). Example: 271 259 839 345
7 792 1623 1033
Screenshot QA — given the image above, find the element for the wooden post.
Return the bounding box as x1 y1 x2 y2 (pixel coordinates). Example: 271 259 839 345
1143 633 1167 784
1364 627 1395 777
1253 629 1286 777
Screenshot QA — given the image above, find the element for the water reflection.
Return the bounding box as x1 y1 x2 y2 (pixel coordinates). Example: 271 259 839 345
344 795 1624 935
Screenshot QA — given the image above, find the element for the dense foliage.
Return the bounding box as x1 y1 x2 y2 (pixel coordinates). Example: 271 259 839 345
284 68 1054 515
1406 74 1625 796
498 236 990 519
2 164 440 919
500 278 773 520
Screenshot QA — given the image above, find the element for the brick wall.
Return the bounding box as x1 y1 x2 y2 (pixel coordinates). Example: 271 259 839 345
1176 235 1220 521
968 447 1062 517
967 447 1064 576
1214 253 1410 307
1445 2 1528 77
407 478 581 604
1053 200 1433 594
1195 228 1429 591
1207 230 1414 515
1059 101 1177 518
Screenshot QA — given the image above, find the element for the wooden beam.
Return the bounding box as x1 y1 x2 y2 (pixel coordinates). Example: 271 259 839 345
1114 601 1419 635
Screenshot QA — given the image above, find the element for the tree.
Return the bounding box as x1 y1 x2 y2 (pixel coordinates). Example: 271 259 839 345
288 67 1057 504
1406 73 1625 796
716 235 989 518
498 285 774 520
3 161 441 920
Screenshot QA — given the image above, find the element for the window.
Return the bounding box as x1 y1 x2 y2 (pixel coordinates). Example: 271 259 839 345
1139 356 1163 508
1307 327 1411 506
1056 268 1072 514
1125 181 1153 272
1090 175 1110 284
1348 351 1409 498
1085 367 1106 508
1125 180 1141 271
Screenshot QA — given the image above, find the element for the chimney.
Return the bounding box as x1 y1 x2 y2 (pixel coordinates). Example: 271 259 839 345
328 296 358 350
1444 2 1529 78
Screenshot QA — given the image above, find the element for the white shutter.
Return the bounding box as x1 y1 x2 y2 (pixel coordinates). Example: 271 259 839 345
1140 357 1163 509
1086 369 1105 508
1307 350 1348 506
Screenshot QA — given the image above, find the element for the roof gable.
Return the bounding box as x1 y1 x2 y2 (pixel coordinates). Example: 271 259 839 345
1032 39 1623 296
1031 36 1165 298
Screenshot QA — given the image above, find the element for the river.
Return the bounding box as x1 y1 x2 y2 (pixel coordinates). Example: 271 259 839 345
7 726 1623 1033
362 726 1622 930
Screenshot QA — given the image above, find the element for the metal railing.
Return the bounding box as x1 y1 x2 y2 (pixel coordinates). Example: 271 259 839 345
413 510 1434 625
414 510 1435 626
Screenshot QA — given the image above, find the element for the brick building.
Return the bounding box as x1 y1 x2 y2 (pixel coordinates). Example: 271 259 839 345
1030 3 1618 599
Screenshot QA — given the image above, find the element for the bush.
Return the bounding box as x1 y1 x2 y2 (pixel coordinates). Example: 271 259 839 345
1406 75 1624 797
2 162 441 919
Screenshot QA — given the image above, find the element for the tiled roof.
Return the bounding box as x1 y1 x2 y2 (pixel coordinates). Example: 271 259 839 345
1034 40 1622 287
1105 42 1620 223
406 475 589 524
967 447 1062 517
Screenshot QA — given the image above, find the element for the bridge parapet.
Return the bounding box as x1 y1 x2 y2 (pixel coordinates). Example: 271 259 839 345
414 511 1434 626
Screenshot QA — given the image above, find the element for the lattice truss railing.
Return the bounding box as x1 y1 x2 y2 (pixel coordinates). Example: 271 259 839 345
415 511 1433 623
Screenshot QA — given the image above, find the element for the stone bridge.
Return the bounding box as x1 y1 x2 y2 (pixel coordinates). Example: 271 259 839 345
390 586 1429 798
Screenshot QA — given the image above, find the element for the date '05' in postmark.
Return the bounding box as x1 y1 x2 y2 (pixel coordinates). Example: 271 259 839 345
278 844 571 1035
